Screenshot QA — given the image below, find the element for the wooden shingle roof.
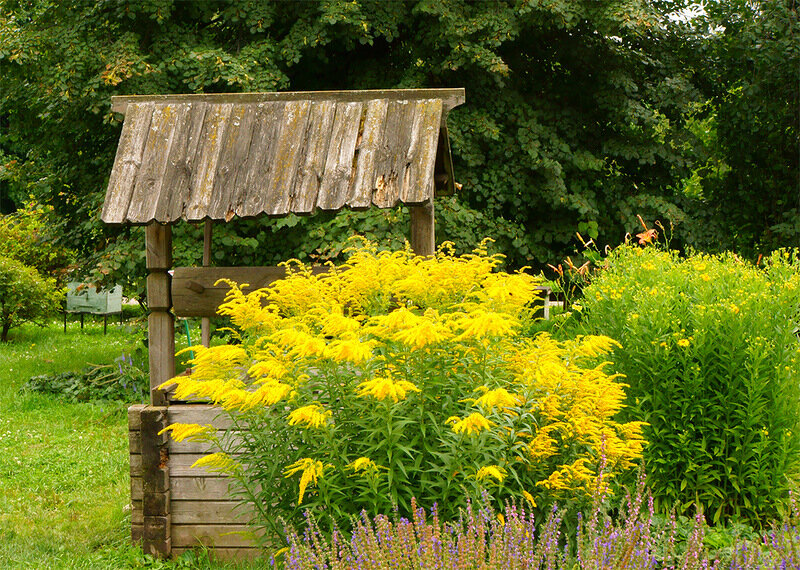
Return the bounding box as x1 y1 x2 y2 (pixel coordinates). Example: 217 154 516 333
101 89 465 225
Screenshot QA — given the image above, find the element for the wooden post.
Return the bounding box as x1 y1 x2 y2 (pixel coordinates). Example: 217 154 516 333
201 220 212 347
146 223 174 407
410 195 435 256
140 406 171 558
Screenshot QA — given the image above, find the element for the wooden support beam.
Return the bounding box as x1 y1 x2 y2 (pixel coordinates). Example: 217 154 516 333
171 265 331 318
145 224 174 406
201 220 212 347
410 195 435 256
140 406 171 558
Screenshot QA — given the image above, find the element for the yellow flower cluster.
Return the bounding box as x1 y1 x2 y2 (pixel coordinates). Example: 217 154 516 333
160 239 645 510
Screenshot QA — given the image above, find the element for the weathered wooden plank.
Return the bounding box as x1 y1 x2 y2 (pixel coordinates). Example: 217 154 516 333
434 123 456 197
130 431 141 454
410 195 435 256
171 265 330 318
290 100 337 214
133 476 238 502
112 88 466 114
133 500 251 525
171 547 264 561
348 99 389 209
264 100 312 216
168 404 237 428
372 100 413 208
102 102 155 224
171 476 237 501
172 524 258 548
238 102 285 217
161 102 209 222
400 99 442 205
145 224 172 270
129 404 146 431
209 104 255 221
132 453 241 477
127 104 181 223
185 104 233 221
317 102 363 211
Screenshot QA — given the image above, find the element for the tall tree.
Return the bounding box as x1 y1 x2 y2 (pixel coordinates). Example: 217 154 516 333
0 0 701 290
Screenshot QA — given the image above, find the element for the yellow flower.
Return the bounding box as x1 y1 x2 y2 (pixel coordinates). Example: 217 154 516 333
190 452 239 474
288 404 331 429
475 465 507 483
283 458 326 505
245 381 293 408
474 387 521 412
158 423 214 442
447 412 495 435
677 338 690 348
356 376 420 403
323 337 375 364
347 457 383 473
451 309 517 341
521 490 537 507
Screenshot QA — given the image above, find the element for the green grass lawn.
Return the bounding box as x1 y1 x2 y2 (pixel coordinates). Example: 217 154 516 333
0 319 261 569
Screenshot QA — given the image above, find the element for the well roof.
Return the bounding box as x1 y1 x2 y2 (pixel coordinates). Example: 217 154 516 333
101 88 465 225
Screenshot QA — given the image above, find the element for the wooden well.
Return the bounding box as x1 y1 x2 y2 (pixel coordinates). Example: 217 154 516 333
101 88 465 558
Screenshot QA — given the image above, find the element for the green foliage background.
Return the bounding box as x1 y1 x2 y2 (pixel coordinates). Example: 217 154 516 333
0 0 797 292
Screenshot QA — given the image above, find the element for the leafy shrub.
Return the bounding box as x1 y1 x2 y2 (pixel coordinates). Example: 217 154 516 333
0 201 74 279
24 353 149 402
0 256 62 342
579 245 800 526
162 240 645 538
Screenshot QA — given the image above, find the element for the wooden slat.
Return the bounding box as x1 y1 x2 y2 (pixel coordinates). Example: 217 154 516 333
171 265 330 318
290 100 337 214
132 453 241 477
169 434 243 455
171 476 236 501
348 99 389 209
237 102 285 217
102 102 155 223
400 99 442 204
185 104 233 221
168 404 236 428
372 100 414 208
133 500 251 525
112 88 466 114
172 524 258 548
127 104 181 223
264 100 312 216
210 104 256 221
161 102 209 222
171 547 263 561
129 404 146 431
133 476 238 501
317 101 363 211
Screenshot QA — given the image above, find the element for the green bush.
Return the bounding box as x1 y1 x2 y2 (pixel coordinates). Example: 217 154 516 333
0 201 74 280
580 245 800 526
0 256 62 342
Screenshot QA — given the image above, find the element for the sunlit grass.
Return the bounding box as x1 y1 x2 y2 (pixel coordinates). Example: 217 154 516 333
0 319 264 568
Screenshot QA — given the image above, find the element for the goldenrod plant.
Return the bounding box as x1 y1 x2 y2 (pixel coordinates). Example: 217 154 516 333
161 239 645 540
580 245 800 527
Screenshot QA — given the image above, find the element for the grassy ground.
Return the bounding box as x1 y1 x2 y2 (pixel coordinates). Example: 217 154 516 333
0 318 264 569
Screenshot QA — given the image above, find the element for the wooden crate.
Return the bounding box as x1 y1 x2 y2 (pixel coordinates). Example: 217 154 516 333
129 404 263 559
